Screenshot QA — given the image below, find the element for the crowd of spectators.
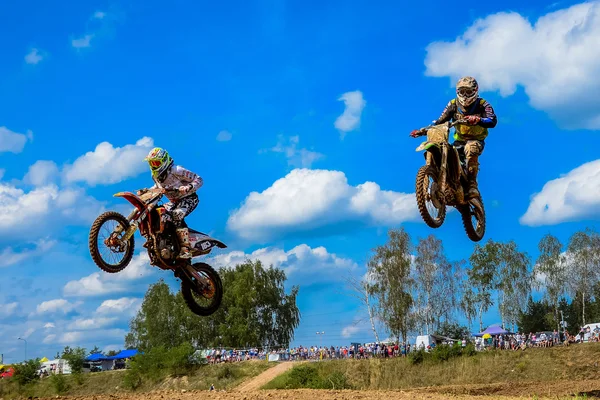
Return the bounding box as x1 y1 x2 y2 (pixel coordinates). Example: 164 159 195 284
203 326 600 364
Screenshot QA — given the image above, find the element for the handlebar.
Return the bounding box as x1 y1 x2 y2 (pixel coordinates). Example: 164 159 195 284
410 119 468 137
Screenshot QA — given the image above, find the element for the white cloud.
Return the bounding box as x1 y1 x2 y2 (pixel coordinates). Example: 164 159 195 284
63 137 154 186
96 297 142 316
25 48 43 65
23 160 60 186
63 253 153 297
44 323 55 329
520 159 600 225
67 317 118 330
216 130 232 142
264 135 324 168
43 334 56 344
103 344 121 353
22 327 35 339
210 244 358 284
424 1 600 130
72 34 94 48
334 90 366 138
94 11 106 19
0 239 57 268
0 182 104 239
227 168 418 241
35 299 80 315
55 329 126 345
0 302 18 318
341 324 360 338
0 127 33 154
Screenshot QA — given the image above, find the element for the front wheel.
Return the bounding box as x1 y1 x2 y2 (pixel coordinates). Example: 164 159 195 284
88 211 135 273
181 262 223 317
459 197 486 242
416 165 446 228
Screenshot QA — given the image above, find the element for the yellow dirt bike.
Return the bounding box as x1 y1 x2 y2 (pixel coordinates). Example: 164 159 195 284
411 120 486 242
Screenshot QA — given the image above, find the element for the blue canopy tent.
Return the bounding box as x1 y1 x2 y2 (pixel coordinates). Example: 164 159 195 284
472 325 512 337
104 349 139 360
85 353 104 361
85 349 139 362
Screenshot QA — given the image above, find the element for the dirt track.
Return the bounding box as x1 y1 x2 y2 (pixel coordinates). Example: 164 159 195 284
236 361 298 392
37 379 600 400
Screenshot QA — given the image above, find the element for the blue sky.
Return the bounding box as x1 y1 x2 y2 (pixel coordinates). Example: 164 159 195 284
2 0 600 362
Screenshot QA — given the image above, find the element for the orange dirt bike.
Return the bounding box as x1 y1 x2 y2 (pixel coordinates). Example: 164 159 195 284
88 188 225 316
411 119 486 242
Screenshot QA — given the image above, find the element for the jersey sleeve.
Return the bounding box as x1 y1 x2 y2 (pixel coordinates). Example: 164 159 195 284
479 99 498 128
174 165 203 192
433 100 455 124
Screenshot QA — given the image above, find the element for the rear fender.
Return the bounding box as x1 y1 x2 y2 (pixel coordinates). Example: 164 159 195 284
189 233 227 256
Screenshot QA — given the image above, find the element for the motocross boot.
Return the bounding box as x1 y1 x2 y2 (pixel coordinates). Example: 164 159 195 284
466 158 480 198
175 227 193 259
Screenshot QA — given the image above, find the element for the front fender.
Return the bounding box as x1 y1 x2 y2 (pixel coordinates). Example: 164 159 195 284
415 141 437 152
114 192 145 211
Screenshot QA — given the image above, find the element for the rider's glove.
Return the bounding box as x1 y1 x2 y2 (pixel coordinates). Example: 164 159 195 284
179 185 191 194
410 129 426 138
465 115 481 125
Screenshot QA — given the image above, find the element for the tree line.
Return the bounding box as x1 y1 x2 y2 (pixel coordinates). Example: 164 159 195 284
124 260 301 351
123 226 600 350
356 227 600 342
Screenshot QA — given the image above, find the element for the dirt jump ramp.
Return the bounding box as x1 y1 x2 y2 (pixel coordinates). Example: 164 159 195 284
235 361 298 392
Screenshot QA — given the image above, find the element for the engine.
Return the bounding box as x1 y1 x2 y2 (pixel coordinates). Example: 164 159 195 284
157 233 177 260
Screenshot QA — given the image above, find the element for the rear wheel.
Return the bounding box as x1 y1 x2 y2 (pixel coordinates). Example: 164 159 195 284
181 262 223 317
416 165 446 228
88 211 135 273
459 197 486 242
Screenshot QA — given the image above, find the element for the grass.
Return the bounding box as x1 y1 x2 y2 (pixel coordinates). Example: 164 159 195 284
0 360 272 399
263 342 600 390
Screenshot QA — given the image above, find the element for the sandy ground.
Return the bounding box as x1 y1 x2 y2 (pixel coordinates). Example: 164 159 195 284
37 379 600 400
34 361 600 400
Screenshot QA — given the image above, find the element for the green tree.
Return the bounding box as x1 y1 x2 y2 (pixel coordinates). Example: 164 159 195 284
13 358 41 386
413 235 460 335
345 273 380 343
367 228 415 342
106 349 120 357
496 241 532 331
89 346 102 355
469 240 531 332
517 296 553 333
460 284 478 331
61 347 87 374
217 260 300 348
534 233 568 334
126 261 300 350
435 321 470 339
125 279 183 350
467 240 498 331
567 228 600 327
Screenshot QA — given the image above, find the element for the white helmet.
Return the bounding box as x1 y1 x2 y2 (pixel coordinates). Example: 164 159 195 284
456 76 479 108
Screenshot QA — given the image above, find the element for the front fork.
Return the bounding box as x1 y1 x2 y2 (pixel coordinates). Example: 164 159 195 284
439 144 448 195
426 146 448 193
110 209 140 245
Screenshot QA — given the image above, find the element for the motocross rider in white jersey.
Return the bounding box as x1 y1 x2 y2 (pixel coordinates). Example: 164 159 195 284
139 147 203 260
